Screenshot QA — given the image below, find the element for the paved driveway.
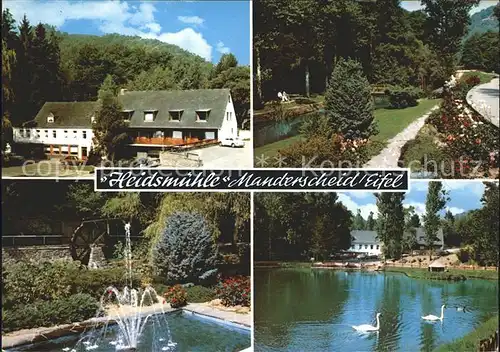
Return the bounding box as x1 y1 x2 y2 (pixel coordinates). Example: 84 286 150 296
467 78 499 127
197 142 252 169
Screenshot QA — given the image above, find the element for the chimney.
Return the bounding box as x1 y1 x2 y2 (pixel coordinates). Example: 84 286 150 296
120 88 128 96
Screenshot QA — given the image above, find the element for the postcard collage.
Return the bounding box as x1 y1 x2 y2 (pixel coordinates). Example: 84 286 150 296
1 1 499 351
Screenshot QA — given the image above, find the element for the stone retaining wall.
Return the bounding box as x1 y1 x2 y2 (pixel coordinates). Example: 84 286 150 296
2 246 72 265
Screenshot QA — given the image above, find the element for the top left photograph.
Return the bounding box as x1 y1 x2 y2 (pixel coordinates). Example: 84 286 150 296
2 0 251 178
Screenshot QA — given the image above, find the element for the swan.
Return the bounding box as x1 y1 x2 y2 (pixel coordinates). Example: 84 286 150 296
352 313 381 332
422 305 445 321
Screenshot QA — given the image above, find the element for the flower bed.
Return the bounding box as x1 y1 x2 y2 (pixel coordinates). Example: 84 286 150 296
164 284 187 308
401 75 499 178
216 276 250 307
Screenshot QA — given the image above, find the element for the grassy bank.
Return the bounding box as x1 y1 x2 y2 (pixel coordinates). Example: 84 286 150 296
254 261 312 268
254 99 440 161
433 315 499 352
385 267 499 280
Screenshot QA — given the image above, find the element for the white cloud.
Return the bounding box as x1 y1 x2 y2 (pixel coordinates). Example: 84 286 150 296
401 0 498 15
2 0 213 61
216 41 231 54
337 194 379 219
446 206 466 215
178 15 205 26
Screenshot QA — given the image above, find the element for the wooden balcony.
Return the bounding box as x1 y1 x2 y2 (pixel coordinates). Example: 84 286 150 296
132 137 218 147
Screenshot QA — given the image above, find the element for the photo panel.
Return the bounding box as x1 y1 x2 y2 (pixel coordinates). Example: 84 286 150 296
252 0 499 180
1 179 251 351
253 180 499 351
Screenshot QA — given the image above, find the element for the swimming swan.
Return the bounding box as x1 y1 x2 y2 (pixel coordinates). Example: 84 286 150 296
352 313 381 332
422 305 445 321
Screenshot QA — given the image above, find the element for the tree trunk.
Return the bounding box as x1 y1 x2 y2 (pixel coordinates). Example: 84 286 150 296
305 62 310 97
256 48 263 103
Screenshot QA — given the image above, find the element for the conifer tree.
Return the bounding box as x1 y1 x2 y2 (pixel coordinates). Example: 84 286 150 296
325 58 378 139
423 181 448 260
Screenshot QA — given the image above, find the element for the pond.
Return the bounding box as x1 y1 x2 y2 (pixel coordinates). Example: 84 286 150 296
8 311 251 352
254 111 323 148
254 268 498 352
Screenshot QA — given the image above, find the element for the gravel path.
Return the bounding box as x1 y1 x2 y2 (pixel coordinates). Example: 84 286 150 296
467 77 499 127
364 105 439 168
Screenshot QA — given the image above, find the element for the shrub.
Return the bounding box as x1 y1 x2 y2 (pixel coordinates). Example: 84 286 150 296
278 134 370 168
163 285 187 308
385 86 421 109
186 285 217 303
2 293 98 333
216 276 250 307
152 211 218 284
325 58 378 139
2 261 141 307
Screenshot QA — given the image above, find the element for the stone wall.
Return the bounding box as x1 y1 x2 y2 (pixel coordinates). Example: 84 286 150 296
2 246 72 265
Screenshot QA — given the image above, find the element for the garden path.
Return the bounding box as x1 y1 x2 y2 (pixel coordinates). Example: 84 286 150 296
467 78 499 127
364 105 439 168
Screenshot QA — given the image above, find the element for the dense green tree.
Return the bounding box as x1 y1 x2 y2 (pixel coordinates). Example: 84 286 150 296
442 210 460 247
127 66 177 91
376 193 405 259
422 0 480 77
325 58 377 139
475 182 499 265
353 209 366 230
66 183 108 219
403 206 420 254
366 211 376 231
423 181 449 260
214 53 238 75
92 75 130 161
461 31 499 73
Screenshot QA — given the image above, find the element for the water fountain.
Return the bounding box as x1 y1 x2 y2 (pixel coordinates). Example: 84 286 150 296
74 223 177 351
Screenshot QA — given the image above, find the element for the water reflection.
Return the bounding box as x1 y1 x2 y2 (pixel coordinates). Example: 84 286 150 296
255 269 498 352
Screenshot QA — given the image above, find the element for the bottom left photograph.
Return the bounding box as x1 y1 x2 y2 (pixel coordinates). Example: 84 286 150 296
1 180 251 352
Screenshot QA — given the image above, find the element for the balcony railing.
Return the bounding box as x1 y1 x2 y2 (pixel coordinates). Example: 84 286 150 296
133 137 217 146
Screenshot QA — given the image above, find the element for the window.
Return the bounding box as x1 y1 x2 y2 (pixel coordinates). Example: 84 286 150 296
53 130 57 138
47 114 54 123
91 116 96 124
73 130 77 139
26 129 31 138
36 129 40 138
358 244 362 249
82 131 87 139
376 245 379 250
228 94 231 103
172 131 183 139
364 245 368 249
196 109 210 121
169 110 183 121
64 130 68 138
122 110 133 121
44 130 48 138
370 245 373 249
144 110 157 122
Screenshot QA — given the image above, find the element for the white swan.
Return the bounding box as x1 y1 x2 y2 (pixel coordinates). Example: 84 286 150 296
352 313 381 332
422 305 445 321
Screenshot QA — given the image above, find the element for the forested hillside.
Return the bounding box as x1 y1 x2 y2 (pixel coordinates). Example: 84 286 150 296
1 9 249 133
466 5 499 39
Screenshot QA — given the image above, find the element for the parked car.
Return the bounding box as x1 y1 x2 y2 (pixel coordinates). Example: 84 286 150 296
60 155 85 166
220 137 245 148
132 157 160 168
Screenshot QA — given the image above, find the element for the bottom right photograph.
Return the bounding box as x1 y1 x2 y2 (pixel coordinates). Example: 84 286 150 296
253 181 499 352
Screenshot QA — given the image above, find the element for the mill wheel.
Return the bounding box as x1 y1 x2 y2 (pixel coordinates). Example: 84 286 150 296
70 220 110 265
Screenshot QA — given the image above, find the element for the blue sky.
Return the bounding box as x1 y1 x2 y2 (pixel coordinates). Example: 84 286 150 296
338 181 491 220
401 0 498 14
2 0 250 65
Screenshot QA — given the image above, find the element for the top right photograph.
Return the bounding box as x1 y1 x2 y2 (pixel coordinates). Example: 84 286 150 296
253 0 499 179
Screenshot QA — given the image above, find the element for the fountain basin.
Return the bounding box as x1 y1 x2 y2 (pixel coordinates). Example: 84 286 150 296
5 310 250 352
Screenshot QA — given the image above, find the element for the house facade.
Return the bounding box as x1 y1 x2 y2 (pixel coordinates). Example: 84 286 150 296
12 102 97 160
12 89 238 159
348 228 444 257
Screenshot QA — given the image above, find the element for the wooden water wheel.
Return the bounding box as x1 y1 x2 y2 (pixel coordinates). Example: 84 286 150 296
70 218 124 264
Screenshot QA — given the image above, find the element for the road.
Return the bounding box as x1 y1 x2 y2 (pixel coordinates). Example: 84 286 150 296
467 77 499 127
197 141 252 169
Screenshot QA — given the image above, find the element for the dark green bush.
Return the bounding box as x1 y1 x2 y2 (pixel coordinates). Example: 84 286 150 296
186 285 217 303
3 260 141 307
385 86 422 109
2 293 98 333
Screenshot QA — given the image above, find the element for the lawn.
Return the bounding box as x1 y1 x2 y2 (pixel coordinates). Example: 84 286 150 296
254 99 441 162
385 267 499 281
461 70 497 84
1 161 94 178
433 315 499 352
